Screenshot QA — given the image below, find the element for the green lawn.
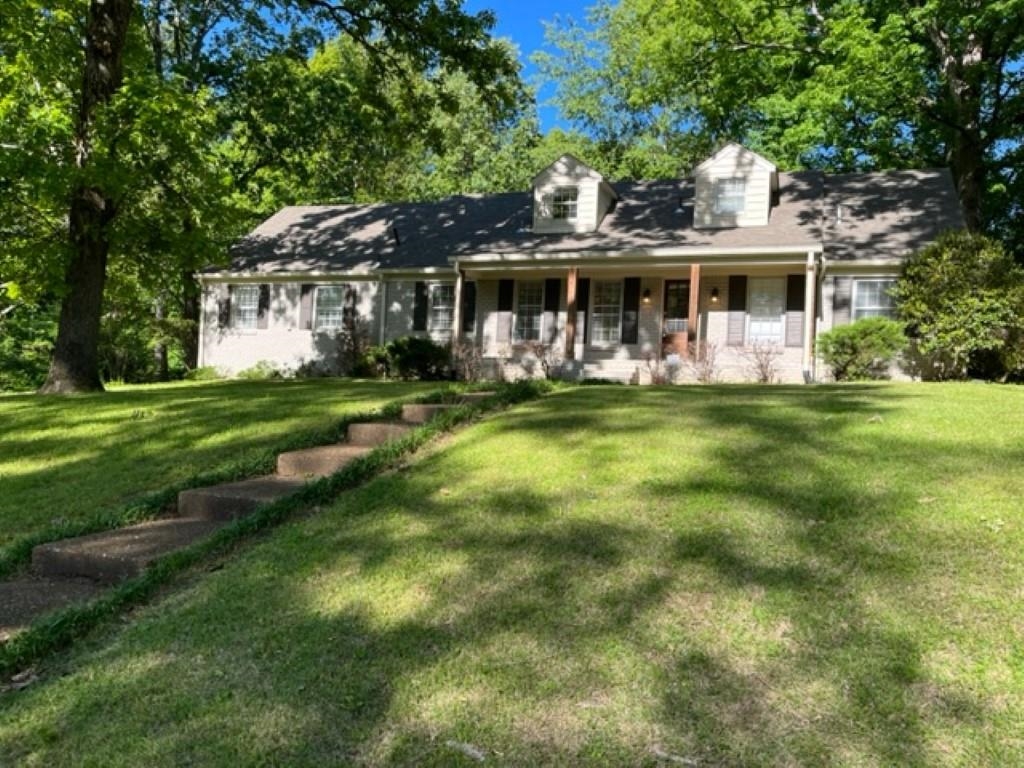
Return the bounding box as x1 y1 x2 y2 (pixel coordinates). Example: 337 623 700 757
2 383 1023 766
0 379 431 550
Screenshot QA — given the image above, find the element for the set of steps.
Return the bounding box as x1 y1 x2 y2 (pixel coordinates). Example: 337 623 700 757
28 391 494 587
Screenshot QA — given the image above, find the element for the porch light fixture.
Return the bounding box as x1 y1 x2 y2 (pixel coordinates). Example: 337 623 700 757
710 287 720 304
642 288 652 305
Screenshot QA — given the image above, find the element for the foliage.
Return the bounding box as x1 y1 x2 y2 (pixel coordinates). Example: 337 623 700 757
2 384 1023 763
0 299 57 392
743 342 783 383
893 231 1024 380
183 366 222 382
540 0 1024 244
818 318 907 381
235 360 286 380
354 337 455 381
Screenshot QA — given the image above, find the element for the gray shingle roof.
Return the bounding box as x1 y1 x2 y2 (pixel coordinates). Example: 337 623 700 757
220 168 962 274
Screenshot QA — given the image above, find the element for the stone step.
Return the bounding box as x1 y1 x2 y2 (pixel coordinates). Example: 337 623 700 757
401 403 459 424
177 475 305 521
276 444 372 478
347 421 414 447
1 576 103 640
32 518 226 584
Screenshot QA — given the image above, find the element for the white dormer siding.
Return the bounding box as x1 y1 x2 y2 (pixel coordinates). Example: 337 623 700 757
693 143 778 229
532 154 617 234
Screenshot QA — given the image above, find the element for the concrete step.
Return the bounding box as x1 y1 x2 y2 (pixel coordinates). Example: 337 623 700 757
347 421 414 447
276 444 372 478
401 403 459 424
32 518 226 584
1 575 103 640
177 475 305 521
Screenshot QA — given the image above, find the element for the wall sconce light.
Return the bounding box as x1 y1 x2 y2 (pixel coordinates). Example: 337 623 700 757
710 287 720 304
642 288 652 305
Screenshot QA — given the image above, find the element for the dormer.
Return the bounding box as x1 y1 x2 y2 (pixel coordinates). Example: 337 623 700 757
532 154 617 234
693 143 778 228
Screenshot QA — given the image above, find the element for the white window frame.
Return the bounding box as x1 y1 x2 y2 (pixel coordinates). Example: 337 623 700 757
514 280 544 343
714 177 747 215
590 280 623 346
314 285 347 331
550 186 579 221
746 277 785 345
429 283 455 334
231 284 260 330
853 278 898 320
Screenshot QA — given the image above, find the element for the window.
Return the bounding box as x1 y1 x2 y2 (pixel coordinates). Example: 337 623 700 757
430 283 455 333
314 285 347 331
551 186 579 221
714 177 746 214
231 285 259 329
591 280 622 344
515 281 543 342
747 277 785 344
854 278 897 320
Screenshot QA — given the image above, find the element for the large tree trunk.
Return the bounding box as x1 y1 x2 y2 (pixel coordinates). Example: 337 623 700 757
181 269 201 370
40 0 134 394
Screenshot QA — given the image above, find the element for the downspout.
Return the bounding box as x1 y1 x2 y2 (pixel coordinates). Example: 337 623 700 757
377 276 387 346
451 262 464 350
195 275 206 369
802 250 818 383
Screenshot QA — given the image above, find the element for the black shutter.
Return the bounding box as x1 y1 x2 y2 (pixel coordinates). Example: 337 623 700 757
218 286 232 329
461 281 477 334
543 278 561 344
256 284 271 329
577 278 591 344
833 276 853 326
621 277 641 345
785 274 805 347
727 275 747 346
496 279 514 344
412 281 428 331
299 284 314 330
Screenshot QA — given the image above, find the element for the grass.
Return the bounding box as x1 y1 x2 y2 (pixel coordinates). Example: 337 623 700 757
2 383 1023 766
0 379 432 552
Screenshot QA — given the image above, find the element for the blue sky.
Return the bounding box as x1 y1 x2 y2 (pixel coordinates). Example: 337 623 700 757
465 0 594 131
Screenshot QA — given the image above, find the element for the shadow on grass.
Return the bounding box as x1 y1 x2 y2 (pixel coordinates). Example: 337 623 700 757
1 385 1009 766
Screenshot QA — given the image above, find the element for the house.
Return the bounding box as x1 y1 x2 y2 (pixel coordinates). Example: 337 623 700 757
198 144 963 383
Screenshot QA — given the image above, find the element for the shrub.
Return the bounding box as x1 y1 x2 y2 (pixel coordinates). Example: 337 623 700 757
387 336 452 380
352 345 392 378
743 342 783 384
236 360 285 380
818 317 907 381
184 366 222 381
893 231 1024 380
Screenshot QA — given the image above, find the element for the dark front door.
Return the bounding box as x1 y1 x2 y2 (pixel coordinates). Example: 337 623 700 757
663 280 690 354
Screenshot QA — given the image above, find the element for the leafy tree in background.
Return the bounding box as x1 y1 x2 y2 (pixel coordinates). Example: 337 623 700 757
1 0 518 393
894 231 1024 380
539 0 1024 249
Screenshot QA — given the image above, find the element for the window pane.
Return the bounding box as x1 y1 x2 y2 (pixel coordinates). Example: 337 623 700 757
551 186 579 220
315 285 346 330
430 284 455 333
715 177 746 214
232 285 259 329
748 278 784 343
515 281 543 342
853 279 897 320
592 280 622 344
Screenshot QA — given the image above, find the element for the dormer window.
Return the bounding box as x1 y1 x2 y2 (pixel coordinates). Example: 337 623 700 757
551 186 579 221
714 178 746 214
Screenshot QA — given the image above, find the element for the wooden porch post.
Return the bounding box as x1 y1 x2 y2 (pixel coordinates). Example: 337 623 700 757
565 267 578 360
687 263 701 358
802 251 817 380
451 267 464 349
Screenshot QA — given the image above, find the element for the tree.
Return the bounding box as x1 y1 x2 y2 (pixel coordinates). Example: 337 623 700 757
893 231 1024 380
540 1 1024 240
1 1 517 394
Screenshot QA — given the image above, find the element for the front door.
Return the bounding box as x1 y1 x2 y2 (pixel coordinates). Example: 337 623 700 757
663 280 690 355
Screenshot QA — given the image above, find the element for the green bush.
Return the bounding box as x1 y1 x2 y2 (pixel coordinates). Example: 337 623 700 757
236 360 284 380
354 337 452 380
893 231 1024 380
184 366 222 381
818 317 907 381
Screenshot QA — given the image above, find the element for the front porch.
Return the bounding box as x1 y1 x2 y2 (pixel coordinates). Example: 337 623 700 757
455 255 820 384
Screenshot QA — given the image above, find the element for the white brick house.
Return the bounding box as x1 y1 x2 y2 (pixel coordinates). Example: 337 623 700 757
198 144 964 382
